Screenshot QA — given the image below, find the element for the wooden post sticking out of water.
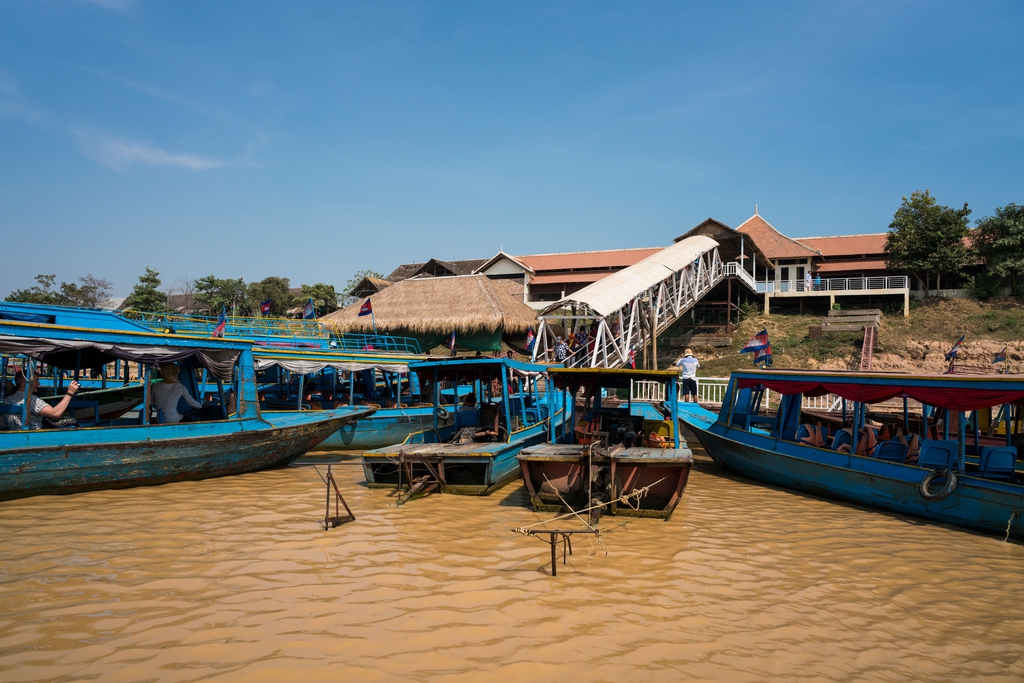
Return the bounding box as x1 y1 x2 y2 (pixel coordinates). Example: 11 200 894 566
324 464 356 530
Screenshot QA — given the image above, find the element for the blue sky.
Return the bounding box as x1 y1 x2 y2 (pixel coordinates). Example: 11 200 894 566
1 1 1022 297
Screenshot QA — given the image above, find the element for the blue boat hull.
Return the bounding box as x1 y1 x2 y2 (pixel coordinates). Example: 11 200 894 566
0 408 368 501
682 409 1024 540
264 405 439 451
362 415 564 495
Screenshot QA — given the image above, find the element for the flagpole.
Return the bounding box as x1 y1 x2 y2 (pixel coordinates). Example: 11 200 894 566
371 309 377 337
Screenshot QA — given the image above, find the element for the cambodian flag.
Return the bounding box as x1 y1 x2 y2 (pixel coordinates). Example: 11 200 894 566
260 300 271 314
449 330 457 353
628 345 636 369
358 299 373 316
740 329 769 354
212 308 227 337
994 346 1007 364
945 334 965 362
754 343 773 367
525 326 535 351
303 298 315 320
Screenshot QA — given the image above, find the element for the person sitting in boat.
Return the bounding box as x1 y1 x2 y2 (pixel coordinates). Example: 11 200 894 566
2 369 80 430
462 392 478 409
153 364 203 424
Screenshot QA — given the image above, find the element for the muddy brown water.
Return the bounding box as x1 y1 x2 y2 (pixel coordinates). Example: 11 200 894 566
2 452 1023 682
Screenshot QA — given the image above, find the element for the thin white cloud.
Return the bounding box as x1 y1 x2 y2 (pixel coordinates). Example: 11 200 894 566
0 69 41 122
73 128 226 172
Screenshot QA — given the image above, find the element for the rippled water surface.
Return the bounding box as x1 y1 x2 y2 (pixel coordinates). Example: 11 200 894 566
2 452 1023 682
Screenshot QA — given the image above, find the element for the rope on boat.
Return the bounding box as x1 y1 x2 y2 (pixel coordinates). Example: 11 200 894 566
512 474 668 534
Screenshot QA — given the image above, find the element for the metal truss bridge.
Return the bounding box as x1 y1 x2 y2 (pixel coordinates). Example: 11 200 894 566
531 236 757 369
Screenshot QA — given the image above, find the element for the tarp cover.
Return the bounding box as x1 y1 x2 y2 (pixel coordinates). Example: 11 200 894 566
0 335 239 382
254 358 408 375
736 376 1024 412
541 235 719 316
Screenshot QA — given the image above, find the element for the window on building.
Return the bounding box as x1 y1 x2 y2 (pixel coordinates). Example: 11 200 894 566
780 267 790 282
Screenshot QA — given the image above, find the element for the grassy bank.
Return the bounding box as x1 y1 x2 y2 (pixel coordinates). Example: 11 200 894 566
661 297 1024 376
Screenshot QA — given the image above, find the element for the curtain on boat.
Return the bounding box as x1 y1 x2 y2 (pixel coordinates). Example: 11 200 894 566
0 336 239 382
736 376 1024 411
253 358 408 375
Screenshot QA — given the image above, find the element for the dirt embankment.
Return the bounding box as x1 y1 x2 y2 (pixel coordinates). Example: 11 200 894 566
664 297 1024 376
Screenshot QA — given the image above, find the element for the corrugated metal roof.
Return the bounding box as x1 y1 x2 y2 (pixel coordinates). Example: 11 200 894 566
541 236 719 316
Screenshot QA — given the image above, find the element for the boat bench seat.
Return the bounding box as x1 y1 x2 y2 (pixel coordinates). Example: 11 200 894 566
873 440 908 463
67 399 101 424
977 446 1017 479
918 439 958 469
455 408 480 429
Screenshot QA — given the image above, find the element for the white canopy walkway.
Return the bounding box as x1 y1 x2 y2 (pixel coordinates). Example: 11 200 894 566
531 236 757 369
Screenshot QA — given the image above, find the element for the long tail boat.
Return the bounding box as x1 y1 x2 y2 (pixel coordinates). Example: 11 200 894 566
362 357 567 496
254 347 446 450
518 368 694 520
679 369 1024 540
0 319 373 500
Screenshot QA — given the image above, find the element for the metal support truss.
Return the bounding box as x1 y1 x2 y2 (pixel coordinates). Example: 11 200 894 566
532 242 755 369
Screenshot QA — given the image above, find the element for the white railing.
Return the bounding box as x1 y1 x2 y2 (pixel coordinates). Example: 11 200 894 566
801 394 848 413
630 380 666 402
768 275 909 294
722 262 758 291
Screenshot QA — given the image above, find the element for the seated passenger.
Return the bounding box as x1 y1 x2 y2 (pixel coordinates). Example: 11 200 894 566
152 364 203 423
2 370 80 429
462 392 477 409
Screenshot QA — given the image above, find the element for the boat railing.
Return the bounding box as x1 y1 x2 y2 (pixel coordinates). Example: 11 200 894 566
632 376 770 408
630 380 666 402
331 333 423 354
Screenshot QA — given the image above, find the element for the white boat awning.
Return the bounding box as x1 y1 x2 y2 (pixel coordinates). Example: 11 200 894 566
541 236 719 316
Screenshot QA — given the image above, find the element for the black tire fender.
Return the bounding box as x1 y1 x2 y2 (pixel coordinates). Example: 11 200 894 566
920 469 957 502
435 406 450 420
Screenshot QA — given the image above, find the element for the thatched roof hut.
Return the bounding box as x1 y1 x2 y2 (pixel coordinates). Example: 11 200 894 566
321 274 538 351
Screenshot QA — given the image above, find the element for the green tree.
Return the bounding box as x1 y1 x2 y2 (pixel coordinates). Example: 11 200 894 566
194 275 248 316
301 282 339 314
247 276 294 316
884 190 971 296
123 267 170 312
340 269 384 307
6 273 112 308
974 203 1024 295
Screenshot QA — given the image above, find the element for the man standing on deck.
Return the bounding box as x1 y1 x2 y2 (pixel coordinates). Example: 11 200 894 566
675 348 699 403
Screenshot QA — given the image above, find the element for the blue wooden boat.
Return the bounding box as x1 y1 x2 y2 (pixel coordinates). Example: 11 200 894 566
679 369 1024 539
253 347 445 450
518 368 693 519
362 357 568 495
0 319 374 500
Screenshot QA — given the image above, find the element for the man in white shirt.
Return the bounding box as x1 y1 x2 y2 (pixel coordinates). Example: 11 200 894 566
675 349 700 403
2 370 80 429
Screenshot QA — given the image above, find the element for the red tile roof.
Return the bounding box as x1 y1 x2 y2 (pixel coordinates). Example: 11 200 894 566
517 248 661 272
798 234 888 257
529 272 610 286
736 214 820 260
816 259 889 273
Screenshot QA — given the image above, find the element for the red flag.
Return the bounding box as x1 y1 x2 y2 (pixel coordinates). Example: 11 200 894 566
358 299 373 317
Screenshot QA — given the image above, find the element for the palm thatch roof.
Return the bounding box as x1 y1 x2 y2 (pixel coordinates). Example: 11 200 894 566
321 274 538 335
348 276 393 298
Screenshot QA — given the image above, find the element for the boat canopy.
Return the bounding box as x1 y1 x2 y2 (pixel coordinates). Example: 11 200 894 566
549 367 679 390
409 356 551 381
734 370 1024 411
0 335 239 381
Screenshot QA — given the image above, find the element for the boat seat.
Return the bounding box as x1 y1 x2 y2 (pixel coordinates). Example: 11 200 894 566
67 399 100 423
977 446 1017 479
523 408 540 425
796 424 829 447
831 429 852 452
455 408 479 429
917 439 958 469
873 441 908 463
